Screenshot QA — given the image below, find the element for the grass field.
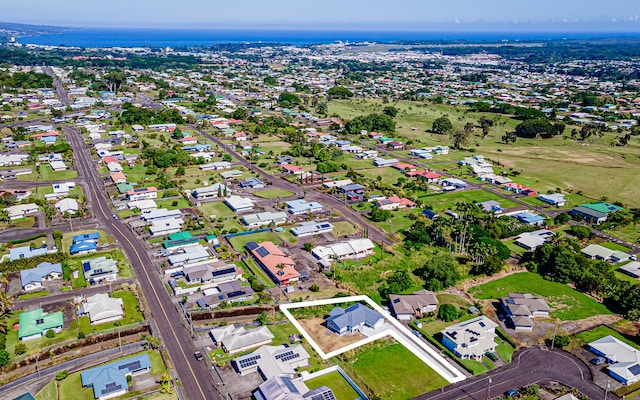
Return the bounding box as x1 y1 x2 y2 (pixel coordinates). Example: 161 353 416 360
305 371 360 400
197 201 235 219
328 99 640 207
155 198 191 210
331 221 361 237
340 341 448 399
254 188 294 199
573 325 640 350
18 290 50 300
227 231 282 252
469 272 612 320
242 258 276 288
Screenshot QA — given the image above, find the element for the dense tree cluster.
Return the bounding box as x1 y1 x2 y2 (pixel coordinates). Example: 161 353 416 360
514 119 565 138
327 86 354 99
119 103 184 125
344 113 395 134
0 71 53 89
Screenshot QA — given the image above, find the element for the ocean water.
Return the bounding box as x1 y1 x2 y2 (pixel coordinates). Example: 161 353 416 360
17 28 640 48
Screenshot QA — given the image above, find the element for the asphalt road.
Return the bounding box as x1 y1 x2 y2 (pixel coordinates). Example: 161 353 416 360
195 126 394 245
62 125 221 400
414 347 618 400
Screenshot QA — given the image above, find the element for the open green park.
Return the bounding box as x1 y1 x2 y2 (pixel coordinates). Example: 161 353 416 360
469 272 613 320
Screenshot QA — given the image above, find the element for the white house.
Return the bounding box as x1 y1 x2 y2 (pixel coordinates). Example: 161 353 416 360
78 293 124 325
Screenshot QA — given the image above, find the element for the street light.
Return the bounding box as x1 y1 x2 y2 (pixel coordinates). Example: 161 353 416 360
604 379 610 400
487 378 492 400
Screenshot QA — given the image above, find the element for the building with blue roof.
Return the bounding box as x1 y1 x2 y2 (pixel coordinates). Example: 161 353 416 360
422 209 438 220
514 212 545 226
182 144 211 152
70 232 100 255
20 262 62 291
326 303 384 336
239 177 265 189
9 245 48 262
81 353 151 400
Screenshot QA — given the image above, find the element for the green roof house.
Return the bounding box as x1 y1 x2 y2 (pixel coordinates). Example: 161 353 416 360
581 202 623 214
117 183 134 194
19 309 63 341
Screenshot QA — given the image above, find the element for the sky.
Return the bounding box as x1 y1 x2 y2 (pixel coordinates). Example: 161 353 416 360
4 0 640 31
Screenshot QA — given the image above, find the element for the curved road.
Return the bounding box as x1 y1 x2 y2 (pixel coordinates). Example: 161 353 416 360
414 347 618 400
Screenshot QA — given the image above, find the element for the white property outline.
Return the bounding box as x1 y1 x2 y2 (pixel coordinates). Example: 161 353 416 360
279 295 466 384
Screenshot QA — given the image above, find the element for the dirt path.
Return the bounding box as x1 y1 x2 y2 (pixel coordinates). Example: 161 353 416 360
442 263 528 303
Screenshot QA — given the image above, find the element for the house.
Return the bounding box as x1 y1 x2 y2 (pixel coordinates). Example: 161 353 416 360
389 290 439 320
224 195 255 213
291 221 334 237
503 183 538 197
49 160 68 171
246 241 300 285
441 316 498 360
581 244 630 262
55 198 79 214
162 231 200 249
357 150 378 159
375 196 415 210
281 163 304 175
192 183 230 199
83 256 118 284
311 239 375 263
285 199 324 215
179 136 198 145
323 179 352 189
422 209 438 220
514 229 554 251
326 303 384 336
220 169 243 180
210 324 274 355
253 376 335 400
199 161 232 171
387 141 404 150
619 262 640 279
276 155 294 165
372 157 399 167
501 293 550 331
197 280 254 307
340 184 366 203
20 262 62 291
81 354 151 399
239 177 265 189
140 208 181 221
410 170 442 183
589 335 640 385
18 309 63 341
70 232 100 255
5 203 39 220
106 162 123 173
233 344 310 378
127 199 157 211
9 245 48 261
477 200 502 214
149 217 185 237
571 202 622 225
167 245 211 266
233 131 247 141
78 293 124 325
513 211 545 226
126 187 158 201
242 212 288 228
539 193 566 207
110 172 127 184
440 178 468 188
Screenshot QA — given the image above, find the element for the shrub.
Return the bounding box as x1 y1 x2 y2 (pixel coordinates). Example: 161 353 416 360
14 342 26 355
78 332 86 339
56 370 69 381
554 335 570 348
0 350 8 368
437 304 459 322
570 225 592 239
309 284 320 292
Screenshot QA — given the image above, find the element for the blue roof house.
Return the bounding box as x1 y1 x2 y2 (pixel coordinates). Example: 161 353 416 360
422 209 438 220
81 354 151 400
70 232 100 255
326 303 384 336
515 212 545 226
9 245 48 262
20 262 63 291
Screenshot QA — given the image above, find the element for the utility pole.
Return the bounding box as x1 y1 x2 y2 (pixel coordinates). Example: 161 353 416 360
604 379 610 400
550 322 558 350
487 378 492 400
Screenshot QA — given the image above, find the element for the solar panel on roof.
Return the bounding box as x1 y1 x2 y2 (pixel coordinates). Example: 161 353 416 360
630 364 640 376
275 350 295 360
212 268 235 277
256 247 270 257
118 360 141 371
101 383 123 395
226 290 245 298
479 321 486 327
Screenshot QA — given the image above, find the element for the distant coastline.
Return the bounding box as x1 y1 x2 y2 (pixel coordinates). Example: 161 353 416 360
16 27 640 48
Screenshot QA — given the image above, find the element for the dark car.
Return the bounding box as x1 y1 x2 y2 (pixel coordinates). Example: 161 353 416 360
194 351 204 361
591 357 606 365
412 330 422 337
505 389 520 398
485 352 498 361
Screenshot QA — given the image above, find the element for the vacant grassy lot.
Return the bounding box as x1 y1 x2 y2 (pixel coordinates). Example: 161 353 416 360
305 371 360 400
331 221 361 237
254 188 294 199
197 201 235 219
339 341 448 399
227 231 282 252
469 272 612 320
155 198 191 210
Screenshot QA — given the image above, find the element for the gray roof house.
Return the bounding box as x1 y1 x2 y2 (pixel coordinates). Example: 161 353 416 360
326 303 384 336
233 344 310 378
441 316 498 360
210 324 274 355
389 290 439 321
254 376 336 400
20 262 62 291
501 293 549 331
77 293 124 325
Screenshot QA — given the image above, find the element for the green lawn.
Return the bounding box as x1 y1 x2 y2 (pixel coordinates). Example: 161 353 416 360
421 190 520 212
242 258 276 288
227 231 282 252
331 221 361 237
495 338 516 362
600 242 631 252
18 290 50 300
38 165 79 181
254 188 294 199
469 272 612 320
305 371 360 400
573 325 640 349
198 201 235 219
35 380 57 400
339 341 448 400
155 198 191 210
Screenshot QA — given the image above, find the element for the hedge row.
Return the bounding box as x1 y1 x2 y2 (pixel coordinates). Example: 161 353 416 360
7 233 46 246
0 252 66 273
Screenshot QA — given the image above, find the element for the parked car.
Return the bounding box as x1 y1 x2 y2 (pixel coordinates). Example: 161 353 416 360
112 214 118 220
591 357 606 365
194 351 203 361
100 244 110 249
485 352 498 362
411 330 422 337
505 389 520 398
170 271 184 278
